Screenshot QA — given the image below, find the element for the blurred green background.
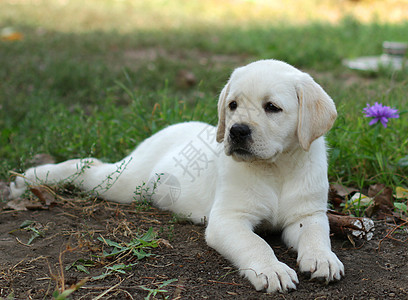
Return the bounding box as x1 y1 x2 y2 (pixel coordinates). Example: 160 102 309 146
1 0 407 189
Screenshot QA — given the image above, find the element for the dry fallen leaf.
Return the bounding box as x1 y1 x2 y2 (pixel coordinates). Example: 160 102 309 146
329 184 359 209
395 186 408 200
368 183 394 208
6 198 30 211
4 187 57 211
30 186 57 207
329 186 343 209
157 238 173 249
366 183 394 219
331 183 358 197
344 192 373 211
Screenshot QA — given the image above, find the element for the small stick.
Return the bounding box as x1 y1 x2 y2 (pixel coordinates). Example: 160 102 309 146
378 220 408 251
208 280 243 286
327 211 375 241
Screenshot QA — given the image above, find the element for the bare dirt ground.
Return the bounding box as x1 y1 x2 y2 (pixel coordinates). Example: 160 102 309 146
0 190 407 300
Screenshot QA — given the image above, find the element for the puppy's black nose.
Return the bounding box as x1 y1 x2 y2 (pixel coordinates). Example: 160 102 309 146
229 123 251 144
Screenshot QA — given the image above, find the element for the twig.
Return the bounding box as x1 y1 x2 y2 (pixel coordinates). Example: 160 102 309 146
208 280 243 286
36 277 52 281
117 289 134 299
93 274 132 300
144 263 174 268
57 211 80 219
15 237 32 247
327 210 374 241
378 220 408 251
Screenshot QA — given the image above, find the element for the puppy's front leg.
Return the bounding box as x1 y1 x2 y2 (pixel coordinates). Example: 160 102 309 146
206 213 298 293
282 213 344 282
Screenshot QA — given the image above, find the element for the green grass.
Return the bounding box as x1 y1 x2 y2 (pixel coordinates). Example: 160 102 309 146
1 0 407 193
141 278 178 300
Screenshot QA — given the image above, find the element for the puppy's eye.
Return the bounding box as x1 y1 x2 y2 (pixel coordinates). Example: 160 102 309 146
264 102 282 113
228 101 238 111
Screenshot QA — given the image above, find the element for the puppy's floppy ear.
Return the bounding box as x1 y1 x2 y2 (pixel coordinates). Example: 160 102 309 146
296 73 337 151
216 82 230 143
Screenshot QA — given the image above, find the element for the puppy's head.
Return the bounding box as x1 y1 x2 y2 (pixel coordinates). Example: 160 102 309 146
216 59 337 162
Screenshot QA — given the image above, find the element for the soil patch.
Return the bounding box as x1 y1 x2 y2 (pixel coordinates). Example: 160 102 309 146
0 196 407 299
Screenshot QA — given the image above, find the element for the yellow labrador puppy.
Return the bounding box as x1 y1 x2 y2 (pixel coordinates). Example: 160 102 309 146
10 59 344 293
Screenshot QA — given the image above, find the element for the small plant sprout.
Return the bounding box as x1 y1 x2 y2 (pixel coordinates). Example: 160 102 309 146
98 227 158 259
92 263 138 280
363 102 399 128
140 278 178 300
92 228 158 280
8 220 46 246
66 259 95 274
89 157 134 196
134 173 163 203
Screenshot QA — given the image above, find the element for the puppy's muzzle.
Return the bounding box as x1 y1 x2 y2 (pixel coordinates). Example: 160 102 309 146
229 123 251 145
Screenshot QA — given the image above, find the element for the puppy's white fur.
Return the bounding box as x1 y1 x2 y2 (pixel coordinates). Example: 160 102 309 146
9 59 344 293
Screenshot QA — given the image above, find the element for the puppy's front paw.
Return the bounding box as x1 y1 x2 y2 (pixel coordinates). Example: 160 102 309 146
241 262 299 293
298 250 344 282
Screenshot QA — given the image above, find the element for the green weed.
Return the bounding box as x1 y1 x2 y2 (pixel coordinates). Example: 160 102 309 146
8 220 45 245
328 107 408 189
140 278 178 300
98 227 157 259
65 259 95 275
92 227 158 279
92 263 137 280
394 202 408 219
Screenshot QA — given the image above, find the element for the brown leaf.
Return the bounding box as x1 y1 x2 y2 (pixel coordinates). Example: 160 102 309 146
395 187 408 200
368 184 394 207
30 187 57 207
6 198 30 211
365 202 378 218
331 183 358 197
329 184 358 209
367 183 394 219
157 238 173 249
328 187 343 209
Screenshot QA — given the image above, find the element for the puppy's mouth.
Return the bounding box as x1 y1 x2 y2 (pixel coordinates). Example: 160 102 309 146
227 146 255 161
226 143 281 163
231 148 252 156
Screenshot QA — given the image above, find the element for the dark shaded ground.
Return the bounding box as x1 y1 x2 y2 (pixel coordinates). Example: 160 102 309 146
0 194 407 300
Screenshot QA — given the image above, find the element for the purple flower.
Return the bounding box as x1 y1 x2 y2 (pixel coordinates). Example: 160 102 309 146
363 102 399 128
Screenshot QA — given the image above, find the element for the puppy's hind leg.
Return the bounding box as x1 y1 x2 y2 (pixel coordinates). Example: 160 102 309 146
9 158 114 199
